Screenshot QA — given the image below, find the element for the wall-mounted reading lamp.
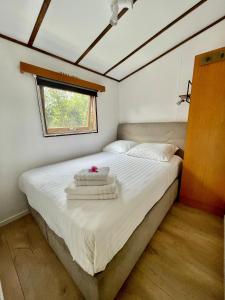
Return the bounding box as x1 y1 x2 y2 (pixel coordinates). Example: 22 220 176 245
177 80 192 105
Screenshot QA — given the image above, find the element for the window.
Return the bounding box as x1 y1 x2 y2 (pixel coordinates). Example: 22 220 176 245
37 77 98 137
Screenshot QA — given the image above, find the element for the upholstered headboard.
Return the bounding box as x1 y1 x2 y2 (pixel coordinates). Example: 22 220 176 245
117 122 187 157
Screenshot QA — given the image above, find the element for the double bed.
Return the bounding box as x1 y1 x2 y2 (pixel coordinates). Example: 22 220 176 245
19 122 186 300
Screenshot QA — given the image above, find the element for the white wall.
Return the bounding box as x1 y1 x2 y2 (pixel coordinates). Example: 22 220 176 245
0 38 119 223
119 21 225 123
1 21 225 224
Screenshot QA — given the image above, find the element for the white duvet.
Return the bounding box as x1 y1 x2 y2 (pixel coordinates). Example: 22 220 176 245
19 152 182 275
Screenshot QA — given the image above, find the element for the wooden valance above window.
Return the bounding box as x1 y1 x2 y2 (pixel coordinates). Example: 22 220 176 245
20 62 105 93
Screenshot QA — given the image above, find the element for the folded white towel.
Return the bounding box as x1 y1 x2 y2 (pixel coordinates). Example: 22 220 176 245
74 167 110 181
66 192 118 200
75 179 108 186
65 176 117 195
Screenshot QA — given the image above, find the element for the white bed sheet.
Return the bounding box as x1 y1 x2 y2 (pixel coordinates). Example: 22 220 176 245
19 152 182 275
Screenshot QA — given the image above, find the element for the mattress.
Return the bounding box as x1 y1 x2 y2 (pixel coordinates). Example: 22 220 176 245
19 152 182 275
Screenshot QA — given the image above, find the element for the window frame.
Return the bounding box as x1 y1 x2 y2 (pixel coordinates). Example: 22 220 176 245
36 77 98 137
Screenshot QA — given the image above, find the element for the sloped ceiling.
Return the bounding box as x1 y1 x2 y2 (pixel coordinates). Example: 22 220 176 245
0 0 225 81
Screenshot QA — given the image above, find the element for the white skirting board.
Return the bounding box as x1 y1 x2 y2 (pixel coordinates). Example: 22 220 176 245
0 209 29 227
0 281 4 300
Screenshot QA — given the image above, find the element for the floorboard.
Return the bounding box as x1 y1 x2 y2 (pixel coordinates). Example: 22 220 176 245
0 203 223 300
0 233 24 300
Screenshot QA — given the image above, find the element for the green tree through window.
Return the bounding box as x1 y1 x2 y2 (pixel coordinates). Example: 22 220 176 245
44 87 90 129
39 86 97 136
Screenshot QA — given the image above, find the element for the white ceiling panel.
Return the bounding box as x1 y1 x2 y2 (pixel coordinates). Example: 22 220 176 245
108 0 225 80
0 0 43 42
81 0 200 73
34 0 112 62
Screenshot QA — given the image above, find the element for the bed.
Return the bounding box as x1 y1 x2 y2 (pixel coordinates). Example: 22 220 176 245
19 122 187 300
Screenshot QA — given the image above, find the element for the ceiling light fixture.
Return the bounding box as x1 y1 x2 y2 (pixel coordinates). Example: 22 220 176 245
110 0 133 26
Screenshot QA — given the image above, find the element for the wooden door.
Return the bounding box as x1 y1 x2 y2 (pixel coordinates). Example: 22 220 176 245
180 47 225 216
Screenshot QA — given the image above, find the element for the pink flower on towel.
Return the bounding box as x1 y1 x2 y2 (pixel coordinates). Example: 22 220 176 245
89 166 98 172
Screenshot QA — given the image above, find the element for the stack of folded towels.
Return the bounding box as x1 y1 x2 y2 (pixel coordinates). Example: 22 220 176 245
65 166 118 200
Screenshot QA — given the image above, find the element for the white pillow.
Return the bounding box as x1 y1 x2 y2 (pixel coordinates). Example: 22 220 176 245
126 143 179 162
103 140 137 154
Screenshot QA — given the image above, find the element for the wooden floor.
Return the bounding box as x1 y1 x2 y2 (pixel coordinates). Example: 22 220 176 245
0 203 223 300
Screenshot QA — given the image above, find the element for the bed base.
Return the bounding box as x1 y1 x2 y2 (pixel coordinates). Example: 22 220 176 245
30 179 178 300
